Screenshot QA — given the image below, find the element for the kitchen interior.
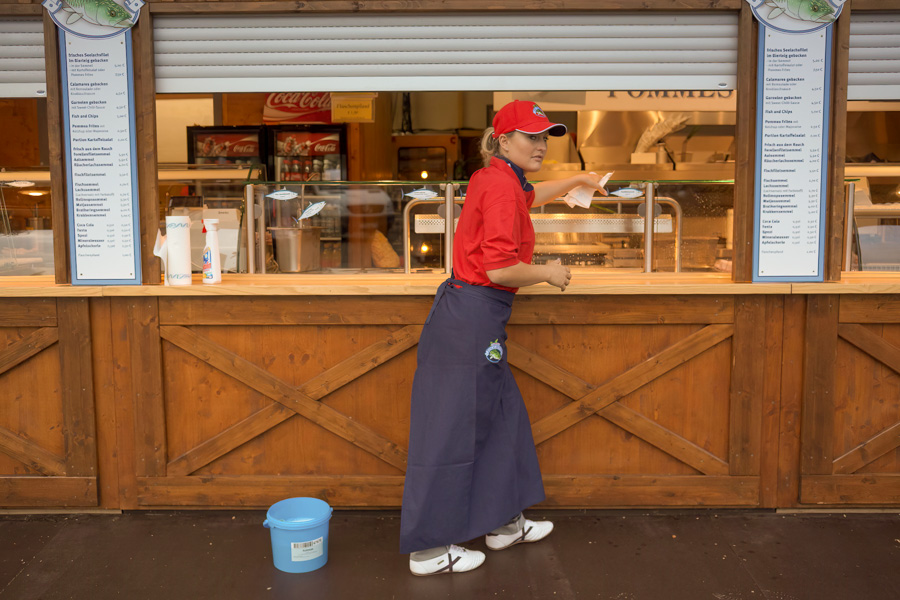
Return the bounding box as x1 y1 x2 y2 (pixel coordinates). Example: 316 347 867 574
2 91 899 276
153 89 743 275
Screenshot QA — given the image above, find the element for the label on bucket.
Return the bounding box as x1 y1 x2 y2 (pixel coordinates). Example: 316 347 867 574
290 537 324 562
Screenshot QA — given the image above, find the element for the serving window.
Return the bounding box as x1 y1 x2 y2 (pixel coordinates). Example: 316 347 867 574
0 99 54 277
153 89 738 276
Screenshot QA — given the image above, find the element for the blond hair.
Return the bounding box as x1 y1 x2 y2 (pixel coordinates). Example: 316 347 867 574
480 127 505 167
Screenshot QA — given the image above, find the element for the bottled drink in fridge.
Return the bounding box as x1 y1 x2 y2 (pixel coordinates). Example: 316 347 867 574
310 158 323 181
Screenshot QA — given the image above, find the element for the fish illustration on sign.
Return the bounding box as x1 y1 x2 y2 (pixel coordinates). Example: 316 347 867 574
59 0 134 28
266 190 299 201
765 0 835 23
404 188 439 200
610 188 644 199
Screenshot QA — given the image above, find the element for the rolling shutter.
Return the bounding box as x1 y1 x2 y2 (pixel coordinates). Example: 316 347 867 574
154 12 738 93
849 13 900 101
0 17 45 98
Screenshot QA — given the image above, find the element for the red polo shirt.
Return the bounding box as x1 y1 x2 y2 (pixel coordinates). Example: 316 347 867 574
453 157 536 293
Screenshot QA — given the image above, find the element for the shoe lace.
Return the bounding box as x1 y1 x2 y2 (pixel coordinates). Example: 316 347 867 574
448 544 466 555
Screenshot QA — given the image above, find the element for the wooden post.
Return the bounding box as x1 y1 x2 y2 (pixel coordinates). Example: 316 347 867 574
732 3 758 283
759 295 785 507
43 13 70 284
825 5 852 281
801 295 838 476
777 295 806 507
132 12 162 284
729 296 765 476
57 298 98 478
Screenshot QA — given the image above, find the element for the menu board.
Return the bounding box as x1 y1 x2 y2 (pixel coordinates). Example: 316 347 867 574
747 0 842 282
62 33 140 283
44 0 144 285
754 28 831 281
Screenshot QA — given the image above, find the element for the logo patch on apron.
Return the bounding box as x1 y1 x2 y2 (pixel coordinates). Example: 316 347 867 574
485 339 503 363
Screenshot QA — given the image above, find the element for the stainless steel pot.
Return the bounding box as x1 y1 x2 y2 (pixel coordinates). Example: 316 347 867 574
269 226 321 273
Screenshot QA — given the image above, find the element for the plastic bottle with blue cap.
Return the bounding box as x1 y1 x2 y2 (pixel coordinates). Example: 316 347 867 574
201 218 221 284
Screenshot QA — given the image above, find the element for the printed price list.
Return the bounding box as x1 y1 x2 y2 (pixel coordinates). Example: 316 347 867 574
757 29 828 278
64 33 137 280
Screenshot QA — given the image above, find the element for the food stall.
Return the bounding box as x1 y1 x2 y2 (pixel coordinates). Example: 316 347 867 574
0 1 897 512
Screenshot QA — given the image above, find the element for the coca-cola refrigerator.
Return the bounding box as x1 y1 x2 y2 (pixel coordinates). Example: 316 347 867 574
267 125 347 182
186 125 267 168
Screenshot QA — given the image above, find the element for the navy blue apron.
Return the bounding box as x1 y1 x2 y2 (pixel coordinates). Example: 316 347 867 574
399 278 545 553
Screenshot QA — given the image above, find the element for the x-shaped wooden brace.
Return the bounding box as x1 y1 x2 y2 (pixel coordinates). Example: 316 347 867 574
0 327 65 475
160 324 419 476
832 324 900 474
508 324 735 476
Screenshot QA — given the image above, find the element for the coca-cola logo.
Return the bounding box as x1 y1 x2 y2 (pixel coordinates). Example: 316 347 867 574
264 92 333 124
314 142 337 153
266 92 331 110
230 144 257 153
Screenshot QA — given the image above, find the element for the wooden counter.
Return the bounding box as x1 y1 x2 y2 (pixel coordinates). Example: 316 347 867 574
0 273 802 297
1 275 898 511
5 272 900 297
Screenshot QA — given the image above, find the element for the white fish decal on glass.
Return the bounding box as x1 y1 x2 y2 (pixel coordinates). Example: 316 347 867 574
610 188 644 199
266 190 298 200
404 188 438 200
298 200 326 220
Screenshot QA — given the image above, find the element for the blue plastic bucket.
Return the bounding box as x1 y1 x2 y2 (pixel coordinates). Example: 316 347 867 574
263 497 333 573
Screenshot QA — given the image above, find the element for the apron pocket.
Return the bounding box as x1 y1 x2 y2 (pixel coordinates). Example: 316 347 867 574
407 365 477 468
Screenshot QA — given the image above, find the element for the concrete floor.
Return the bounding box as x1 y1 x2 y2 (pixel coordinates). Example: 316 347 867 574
0 509 898 600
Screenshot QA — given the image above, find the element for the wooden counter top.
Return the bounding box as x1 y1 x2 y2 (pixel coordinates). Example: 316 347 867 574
4 272 900 297
0 273 784 296
793 272 900 294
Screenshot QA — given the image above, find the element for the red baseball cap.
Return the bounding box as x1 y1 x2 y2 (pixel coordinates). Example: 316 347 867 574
491 100 567 138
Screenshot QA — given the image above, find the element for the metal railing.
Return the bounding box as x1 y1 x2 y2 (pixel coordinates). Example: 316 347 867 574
401 182 683 274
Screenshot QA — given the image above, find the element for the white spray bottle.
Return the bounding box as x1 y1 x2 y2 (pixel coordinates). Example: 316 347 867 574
201 218 222 284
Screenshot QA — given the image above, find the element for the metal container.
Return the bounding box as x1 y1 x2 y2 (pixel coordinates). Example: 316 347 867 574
27 217 48 230
269 227 321 273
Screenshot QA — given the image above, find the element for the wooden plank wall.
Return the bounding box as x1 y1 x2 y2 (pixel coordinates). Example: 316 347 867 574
0 298 97 507
800 295 900 503
105 294 769 509
3 292 900 509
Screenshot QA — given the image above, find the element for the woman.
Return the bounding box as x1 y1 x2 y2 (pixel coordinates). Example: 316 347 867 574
400 100 607 576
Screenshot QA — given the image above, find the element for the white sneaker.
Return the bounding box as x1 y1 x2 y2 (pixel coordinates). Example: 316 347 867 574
485 519 554 551
409 545 486 576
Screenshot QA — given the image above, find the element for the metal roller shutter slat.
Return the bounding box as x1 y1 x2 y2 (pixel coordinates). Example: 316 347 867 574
0 17 45 98
154 12 737 93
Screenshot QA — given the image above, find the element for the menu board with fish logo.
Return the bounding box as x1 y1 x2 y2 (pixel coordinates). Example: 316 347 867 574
43 0 144 285
746 0 844 282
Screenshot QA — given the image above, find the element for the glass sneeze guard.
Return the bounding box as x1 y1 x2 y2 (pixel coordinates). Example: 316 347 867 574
244 178 735 276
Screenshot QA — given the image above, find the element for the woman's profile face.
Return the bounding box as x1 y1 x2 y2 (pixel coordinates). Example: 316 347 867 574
500 131 549 173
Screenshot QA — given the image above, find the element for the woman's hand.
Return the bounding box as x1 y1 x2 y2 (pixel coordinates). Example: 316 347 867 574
486 260 571 291
532 171 610 206
545 259 571 291
574 172 609 196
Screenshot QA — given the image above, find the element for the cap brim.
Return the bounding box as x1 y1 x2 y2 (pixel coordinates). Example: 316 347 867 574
515 123 568 137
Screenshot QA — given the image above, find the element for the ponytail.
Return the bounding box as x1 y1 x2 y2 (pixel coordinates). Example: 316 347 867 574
480 127 502 167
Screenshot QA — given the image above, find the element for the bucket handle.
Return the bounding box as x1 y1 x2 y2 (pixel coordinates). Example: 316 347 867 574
263 519 270 529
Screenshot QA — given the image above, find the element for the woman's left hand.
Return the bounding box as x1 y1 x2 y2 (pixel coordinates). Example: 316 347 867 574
574 172 609 196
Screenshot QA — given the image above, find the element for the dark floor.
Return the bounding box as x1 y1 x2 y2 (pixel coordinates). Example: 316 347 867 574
0 509 898 600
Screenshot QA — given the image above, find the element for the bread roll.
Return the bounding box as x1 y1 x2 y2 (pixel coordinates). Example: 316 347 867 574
371 229 401 268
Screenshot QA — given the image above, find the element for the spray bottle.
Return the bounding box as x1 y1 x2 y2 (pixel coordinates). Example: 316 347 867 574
201 218 222 284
